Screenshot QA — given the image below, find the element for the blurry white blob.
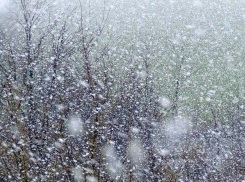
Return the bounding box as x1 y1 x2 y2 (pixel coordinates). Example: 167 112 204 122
128 140 145 164
56 104 65 111
207 90 216 97
57 75 64 82
206 97 211 102
103 145 123 178
224 21 231 29
169 0 176 4
195 28 206 37
44 76 51 81
158 149 170 157
54 141 62 149
118 132 128 139
79 80 89 88
68 114 83 136
186 24 195 29
165 117 192 138
0 0 7 10
73 166 83 182
86 176 97 182
11 126 20 137
193 0 203 7
130 127 140 134
136 70 147 78
232 97 239 104
159 97 171 107
226 54 234 63
1 141 7 148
